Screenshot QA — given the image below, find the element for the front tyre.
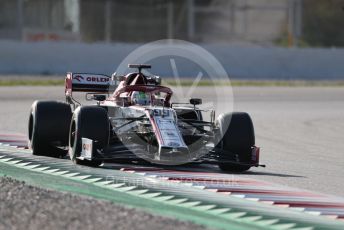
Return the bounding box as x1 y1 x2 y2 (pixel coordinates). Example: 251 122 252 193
28 100 72 157
216 112 255 172
69 106 109 167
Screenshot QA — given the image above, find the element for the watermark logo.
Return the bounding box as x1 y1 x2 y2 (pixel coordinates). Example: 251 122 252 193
105 175 239 188
110 39 233 165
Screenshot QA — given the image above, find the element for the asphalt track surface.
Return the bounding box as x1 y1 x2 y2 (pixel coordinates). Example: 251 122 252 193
0 85 343 198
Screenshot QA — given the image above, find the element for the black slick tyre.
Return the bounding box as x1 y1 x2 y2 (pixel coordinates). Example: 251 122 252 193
28 100 72 157
216 112 255 172
69 106 109 167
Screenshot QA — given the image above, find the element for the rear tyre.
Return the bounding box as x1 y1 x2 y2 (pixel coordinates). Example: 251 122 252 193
28 100 72 157
69 106 109 167
216 112 255 172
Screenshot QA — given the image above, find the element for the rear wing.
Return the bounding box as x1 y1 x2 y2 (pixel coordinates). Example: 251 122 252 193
65 72 111 97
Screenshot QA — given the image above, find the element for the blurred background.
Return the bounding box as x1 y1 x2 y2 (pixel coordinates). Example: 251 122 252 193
0 0 344 80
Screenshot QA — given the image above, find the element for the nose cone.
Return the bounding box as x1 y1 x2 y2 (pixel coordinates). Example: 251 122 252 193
156 146 191 164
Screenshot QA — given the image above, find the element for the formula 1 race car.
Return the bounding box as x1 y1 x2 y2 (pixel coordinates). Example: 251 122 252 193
28 64 262 172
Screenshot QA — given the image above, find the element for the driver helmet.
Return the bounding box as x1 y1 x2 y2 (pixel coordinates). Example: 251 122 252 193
131 91 150 105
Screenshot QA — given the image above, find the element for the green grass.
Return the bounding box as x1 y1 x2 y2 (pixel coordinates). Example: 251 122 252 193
1 78 344 87
0 79 64 86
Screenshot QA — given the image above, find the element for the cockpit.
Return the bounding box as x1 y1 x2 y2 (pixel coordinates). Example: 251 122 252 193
112 64 170 107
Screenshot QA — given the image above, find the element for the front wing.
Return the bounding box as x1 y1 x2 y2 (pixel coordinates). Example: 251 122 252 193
78 138 263 167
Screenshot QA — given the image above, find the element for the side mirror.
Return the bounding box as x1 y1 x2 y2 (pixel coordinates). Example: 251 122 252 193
93 95 106 101
154 76 161 85
190 98 202 105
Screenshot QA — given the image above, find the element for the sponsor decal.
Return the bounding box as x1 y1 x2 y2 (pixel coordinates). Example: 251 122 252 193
72 74 110 84
154 111 187 149
73 75 84 82
81 138 93 159
168 142 180 147
83 143 91 151
251 146 260 163
86 76 110 83
166 132 176 137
